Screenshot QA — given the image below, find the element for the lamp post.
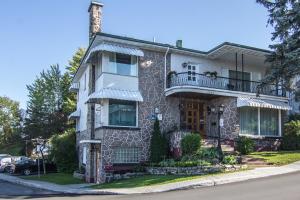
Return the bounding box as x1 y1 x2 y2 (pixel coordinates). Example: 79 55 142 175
217 104 225 161
207 104 225 161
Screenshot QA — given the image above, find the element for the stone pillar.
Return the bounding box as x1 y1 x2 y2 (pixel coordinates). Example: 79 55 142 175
88 1 104 42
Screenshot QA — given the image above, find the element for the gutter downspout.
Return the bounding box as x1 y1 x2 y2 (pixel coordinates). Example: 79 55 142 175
164 47 170 90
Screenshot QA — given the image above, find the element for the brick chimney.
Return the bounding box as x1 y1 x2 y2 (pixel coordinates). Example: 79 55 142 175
88 1 104 42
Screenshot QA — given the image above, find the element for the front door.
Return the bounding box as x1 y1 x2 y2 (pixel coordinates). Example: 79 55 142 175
181 101 205 136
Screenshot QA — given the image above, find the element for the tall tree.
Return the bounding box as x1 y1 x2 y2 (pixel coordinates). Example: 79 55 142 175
0 96 22 145
64 48 86 113
257 0 300 90
25 65 72 139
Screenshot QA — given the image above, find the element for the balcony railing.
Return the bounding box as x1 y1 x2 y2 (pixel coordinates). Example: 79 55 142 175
167 72 286 97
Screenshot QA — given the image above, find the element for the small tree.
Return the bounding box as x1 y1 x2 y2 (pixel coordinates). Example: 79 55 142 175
149 120 167 163
49 129 77 173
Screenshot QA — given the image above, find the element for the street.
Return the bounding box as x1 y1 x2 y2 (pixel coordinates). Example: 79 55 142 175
0 180 57 198
1 171 300 200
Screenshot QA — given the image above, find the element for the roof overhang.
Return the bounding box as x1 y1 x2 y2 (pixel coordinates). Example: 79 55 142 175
84 42 144 63
237 97 291 110
69 110 81 119
207 43 271 59
88 88 144 102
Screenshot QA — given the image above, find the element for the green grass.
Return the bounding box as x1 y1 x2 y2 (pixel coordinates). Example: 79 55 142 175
21 173 85 185
92 175 205 189
250 151 300 165
91 169 249 190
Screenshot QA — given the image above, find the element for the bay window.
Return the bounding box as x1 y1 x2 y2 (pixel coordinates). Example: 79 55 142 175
108 53 137 76
239 107 281 137
109 99 137 127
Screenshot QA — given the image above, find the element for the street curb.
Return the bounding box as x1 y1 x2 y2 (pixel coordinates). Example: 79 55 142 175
1 161 300 195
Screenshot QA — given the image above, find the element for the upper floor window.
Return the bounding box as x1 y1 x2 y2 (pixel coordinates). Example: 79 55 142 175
229 70 251 92
109 53 137 76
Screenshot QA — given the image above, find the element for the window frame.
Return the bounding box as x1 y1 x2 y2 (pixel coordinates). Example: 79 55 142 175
107 53 138 77
239 107 282 138
112 147 140 164
108 99 138 128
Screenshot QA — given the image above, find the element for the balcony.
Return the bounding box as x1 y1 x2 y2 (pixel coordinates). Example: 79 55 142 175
167 72 286 97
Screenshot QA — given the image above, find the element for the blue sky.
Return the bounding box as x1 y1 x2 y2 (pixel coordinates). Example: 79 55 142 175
0 0 273 109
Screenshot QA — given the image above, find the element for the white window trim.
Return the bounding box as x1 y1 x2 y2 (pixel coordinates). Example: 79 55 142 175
239 107 282 137
106 53 138 77
108 99 139 128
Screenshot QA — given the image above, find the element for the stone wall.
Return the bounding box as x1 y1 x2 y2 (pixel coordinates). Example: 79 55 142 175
146 165 246 175
206 97 239 140
169 131 191 158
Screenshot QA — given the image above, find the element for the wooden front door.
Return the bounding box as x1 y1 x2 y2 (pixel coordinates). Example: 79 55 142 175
181 101 205 136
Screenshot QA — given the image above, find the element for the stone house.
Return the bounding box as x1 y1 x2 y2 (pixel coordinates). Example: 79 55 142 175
69 1 291 183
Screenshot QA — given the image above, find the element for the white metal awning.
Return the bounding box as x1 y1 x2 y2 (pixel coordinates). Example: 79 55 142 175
88 88 144 102
85 42 144 63
69 110 81 119
237 97 291 110
79 140 101 144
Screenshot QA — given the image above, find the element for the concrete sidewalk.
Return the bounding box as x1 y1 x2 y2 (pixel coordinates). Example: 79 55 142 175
1 161 300 195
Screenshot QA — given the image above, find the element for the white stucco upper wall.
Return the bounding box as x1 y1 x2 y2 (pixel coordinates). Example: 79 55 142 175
170 53 267 81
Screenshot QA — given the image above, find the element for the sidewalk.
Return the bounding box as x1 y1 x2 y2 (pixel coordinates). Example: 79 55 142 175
1 161 300 195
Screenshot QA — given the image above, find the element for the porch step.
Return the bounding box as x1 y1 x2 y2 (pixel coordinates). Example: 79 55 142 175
202 139 235 152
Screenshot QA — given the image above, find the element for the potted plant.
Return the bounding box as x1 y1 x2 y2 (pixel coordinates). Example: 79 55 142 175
204 71 218 79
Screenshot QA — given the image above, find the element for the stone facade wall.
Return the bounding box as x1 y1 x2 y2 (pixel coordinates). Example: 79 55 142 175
169 131 191 158
138 50 180 158
206 97 239 140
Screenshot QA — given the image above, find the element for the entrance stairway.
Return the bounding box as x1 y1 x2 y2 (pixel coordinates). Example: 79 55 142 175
202 138 235 152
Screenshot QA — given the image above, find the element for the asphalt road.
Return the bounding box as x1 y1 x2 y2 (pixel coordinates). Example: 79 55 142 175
0 180 57 198
1 171 300 200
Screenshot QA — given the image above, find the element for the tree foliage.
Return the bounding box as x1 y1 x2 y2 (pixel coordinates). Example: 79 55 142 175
0 96 22 145
149 120 168 163
256 0 300 90
24 65 72 139
49 128 77 173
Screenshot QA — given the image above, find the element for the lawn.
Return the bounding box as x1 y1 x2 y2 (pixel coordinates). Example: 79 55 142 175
92 175 205 189
21 173 84 185
249 151 300 166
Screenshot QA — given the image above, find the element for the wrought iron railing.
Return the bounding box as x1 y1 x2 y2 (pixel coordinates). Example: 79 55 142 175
168 72 286 97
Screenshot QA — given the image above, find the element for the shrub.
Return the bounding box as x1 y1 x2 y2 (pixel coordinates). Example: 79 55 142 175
150 120 168 163
159 159 176 167
197 147 219 161
236 136 254 155
222 155 237 165
282 121 300 150
289 114 300 122
176 160 211 167
181 133 201 156
49 128 77 173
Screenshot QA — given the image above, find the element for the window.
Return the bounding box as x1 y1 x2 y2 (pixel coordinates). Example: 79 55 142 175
109 53 137 76
239 107 258 135
82 146 87 165
187 64 197 81
84 73 87 91
112 147 140 164
76 119 80 132
109 100 137 127
239 107 280 136
229 70 251 92
260 108 279 136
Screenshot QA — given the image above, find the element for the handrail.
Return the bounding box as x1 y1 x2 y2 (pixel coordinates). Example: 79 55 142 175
167 72 286 97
